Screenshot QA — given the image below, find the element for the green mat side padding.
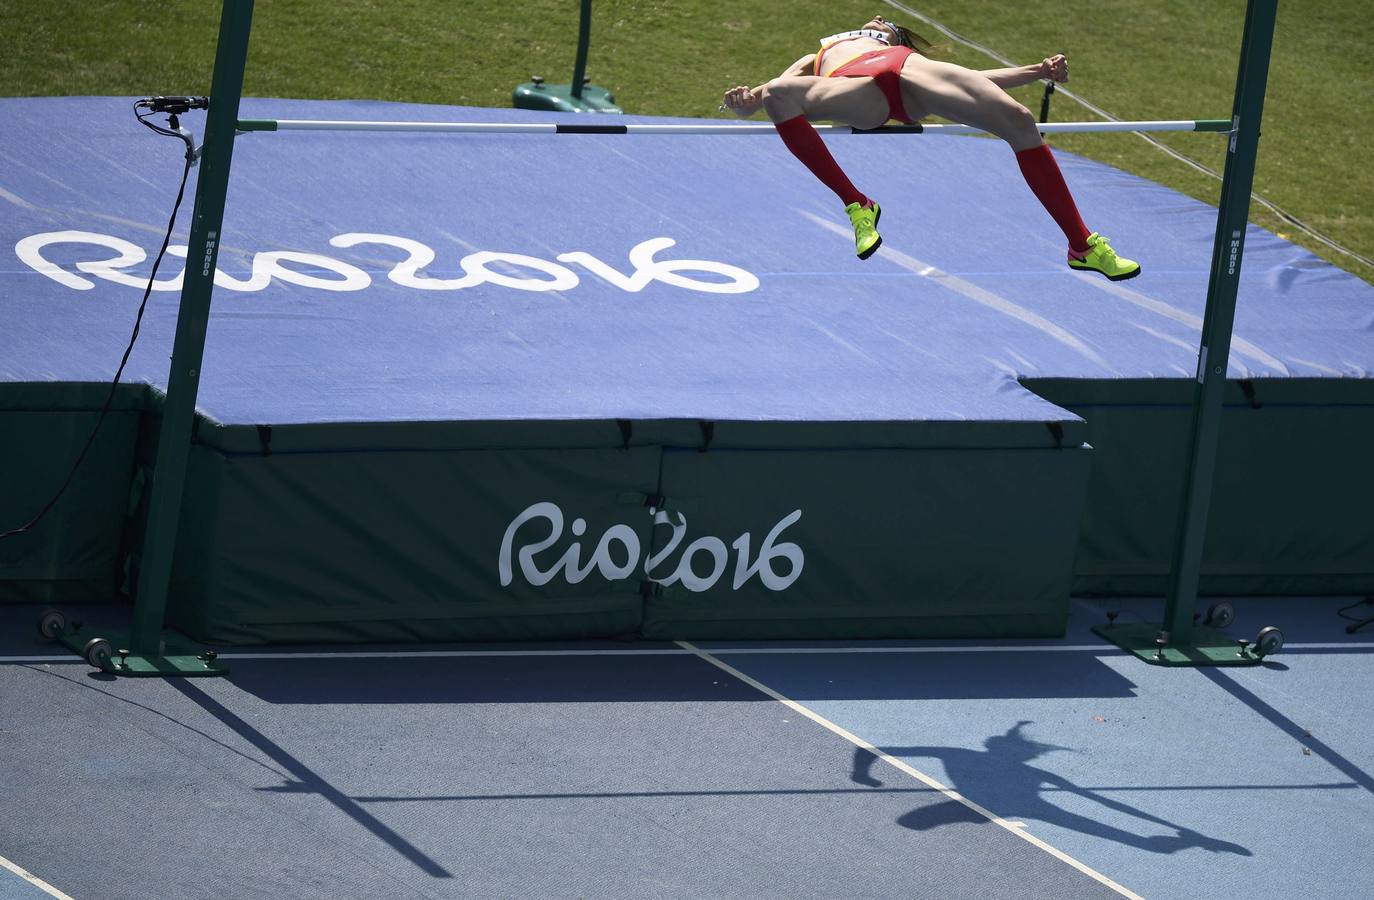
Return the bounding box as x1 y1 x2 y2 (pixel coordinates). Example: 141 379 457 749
0 409 142 604
192 417 1081 454
162 444 662 643
1024 378 1374 595
8 374 1371 637
0 381 151 413
640 445 1091 640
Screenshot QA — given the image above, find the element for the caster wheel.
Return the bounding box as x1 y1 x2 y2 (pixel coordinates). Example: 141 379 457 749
83 637 114 670
38 609 67 639
1253 626 1283 658
1205 601 1235 629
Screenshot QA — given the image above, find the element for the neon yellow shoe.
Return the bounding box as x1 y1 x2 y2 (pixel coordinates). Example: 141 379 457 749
845 201 882 260
1068 232 1140 281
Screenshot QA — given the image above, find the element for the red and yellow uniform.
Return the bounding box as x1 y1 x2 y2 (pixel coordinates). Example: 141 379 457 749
816 38 916 125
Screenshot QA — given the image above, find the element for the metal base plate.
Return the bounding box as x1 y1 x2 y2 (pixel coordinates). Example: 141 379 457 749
512 82 622 113
1092 622 1260 667
55 628 228 677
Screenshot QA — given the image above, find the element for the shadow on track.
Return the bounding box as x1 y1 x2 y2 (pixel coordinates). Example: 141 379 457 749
166 679 454 879
853 721 1254 856
1198 667 1374 796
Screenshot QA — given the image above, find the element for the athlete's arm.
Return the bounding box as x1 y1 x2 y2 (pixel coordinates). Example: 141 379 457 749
780 53 818 78
721 54 818 117
980 54 1069 89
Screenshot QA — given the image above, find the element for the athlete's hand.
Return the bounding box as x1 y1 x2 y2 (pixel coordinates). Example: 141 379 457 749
721 85 762 116
1040 54 1069 83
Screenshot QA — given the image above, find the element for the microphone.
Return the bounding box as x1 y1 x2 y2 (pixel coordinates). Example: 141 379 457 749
140 96 210 114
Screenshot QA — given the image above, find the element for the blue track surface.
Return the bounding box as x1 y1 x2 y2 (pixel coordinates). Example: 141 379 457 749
2 97 1371 428
2 599 1372 899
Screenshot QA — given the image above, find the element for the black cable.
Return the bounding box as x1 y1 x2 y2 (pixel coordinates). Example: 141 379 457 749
1338 596 1374 634
0 107 197 541
136 101 182 139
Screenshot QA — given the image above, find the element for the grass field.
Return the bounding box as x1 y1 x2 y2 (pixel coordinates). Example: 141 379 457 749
1 0 1369 284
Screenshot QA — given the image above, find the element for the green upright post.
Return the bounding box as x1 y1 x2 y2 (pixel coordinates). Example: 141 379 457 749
128 0 255 664
1162 0 1277 637
1093 0 1278 666
570 0 592 99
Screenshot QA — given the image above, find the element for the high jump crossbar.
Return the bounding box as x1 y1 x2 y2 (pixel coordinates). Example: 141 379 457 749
235 118 1232 136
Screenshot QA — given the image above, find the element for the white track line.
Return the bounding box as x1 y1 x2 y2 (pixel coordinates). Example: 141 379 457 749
674 639 1144 900
1 646 1112 663
1 642 1361 665
6 647 1107 663
0 854 75 900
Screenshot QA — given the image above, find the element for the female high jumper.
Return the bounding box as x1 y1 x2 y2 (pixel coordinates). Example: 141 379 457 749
721 14 1140 280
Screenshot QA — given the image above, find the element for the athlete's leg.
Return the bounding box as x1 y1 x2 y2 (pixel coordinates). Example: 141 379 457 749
760 75 890 129
900 61 1094 254
760 76 889 258
758 76 887 207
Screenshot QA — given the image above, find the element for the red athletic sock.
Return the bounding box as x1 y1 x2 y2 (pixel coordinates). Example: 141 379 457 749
775 115 868 208
1015 144 1092 253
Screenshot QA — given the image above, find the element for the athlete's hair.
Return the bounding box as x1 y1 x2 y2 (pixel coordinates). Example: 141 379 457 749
887 21 933 54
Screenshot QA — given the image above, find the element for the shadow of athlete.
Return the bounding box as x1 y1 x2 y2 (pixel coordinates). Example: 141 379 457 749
852 720 1251 856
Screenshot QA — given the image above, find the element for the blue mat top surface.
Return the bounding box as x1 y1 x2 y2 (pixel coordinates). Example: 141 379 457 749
2 97 1371 426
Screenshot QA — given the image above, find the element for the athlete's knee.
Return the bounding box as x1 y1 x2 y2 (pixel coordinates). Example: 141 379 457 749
995 102 1040 148
761 78 808 119
994 101 1036 133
